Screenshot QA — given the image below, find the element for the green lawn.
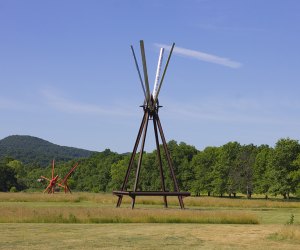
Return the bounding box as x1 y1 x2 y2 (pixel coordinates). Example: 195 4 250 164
0 224 299 249
0 192 299 249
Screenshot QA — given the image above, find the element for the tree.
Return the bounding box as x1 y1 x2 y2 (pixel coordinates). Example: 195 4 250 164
109 156 131 191
211 142 240 197
96 149 123 192
0 160 19 191
253 146 273 198
269 138 300 199
166 141 198 191
291 154 300 197
191 147 219 196
7 159 27 190
139 152 161 191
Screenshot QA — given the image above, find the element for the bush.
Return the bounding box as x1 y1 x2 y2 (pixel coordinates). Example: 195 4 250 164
10 186 17 192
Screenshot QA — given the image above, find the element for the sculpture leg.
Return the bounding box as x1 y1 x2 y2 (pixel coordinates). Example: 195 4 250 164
156 114 184 209
117 111 148 207
153 115 168 208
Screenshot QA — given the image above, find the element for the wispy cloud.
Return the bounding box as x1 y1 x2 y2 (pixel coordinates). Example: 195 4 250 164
155 43 242 69
41 88 136 117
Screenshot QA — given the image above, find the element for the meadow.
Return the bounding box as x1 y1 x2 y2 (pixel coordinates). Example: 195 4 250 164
0 192 299 249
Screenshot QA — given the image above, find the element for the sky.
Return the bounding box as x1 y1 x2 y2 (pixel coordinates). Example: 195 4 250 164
1 0 300 153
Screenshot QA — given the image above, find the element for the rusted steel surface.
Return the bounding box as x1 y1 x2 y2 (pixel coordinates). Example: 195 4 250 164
156 114 185 209
131 45 147 100
140 40 150 102
113 190 190 197
120 111 148 190
114 41 189 209
40 160 79 194
133 113 149 192
153 116 168 208
114 106 190 209
59 162 79 193
117 111 148 207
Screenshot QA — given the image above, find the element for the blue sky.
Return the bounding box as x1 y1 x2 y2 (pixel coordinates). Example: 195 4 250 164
1 0 300 152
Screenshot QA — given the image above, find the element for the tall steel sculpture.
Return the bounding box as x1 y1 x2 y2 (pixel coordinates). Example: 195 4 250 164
113 40 190 209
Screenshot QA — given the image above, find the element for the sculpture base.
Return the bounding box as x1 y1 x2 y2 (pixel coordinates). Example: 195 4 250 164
113 190 190 209
113 190 190 197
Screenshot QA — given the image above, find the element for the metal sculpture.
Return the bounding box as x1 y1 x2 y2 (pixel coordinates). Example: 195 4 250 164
59 162 79 193
40 160 59 193
39 160 79 194
113 40 190 209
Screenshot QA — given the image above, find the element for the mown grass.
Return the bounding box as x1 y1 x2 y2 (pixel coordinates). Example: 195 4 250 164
1 224 299 250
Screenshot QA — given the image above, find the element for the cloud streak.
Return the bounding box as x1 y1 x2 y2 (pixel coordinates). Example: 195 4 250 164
155 43 242 69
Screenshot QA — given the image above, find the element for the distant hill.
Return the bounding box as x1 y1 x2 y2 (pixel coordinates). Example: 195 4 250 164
0 135 96 167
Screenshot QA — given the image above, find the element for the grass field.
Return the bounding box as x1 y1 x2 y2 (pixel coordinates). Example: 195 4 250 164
0 192 299 249
0 224 299 249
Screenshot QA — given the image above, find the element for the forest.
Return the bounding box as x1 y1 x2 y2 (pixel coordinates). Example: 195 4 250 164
1 137 300 199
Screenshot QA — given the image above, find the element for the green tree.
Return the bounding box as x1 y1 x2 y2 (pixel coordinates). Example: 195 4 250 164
253 146 273 198
166 141 198 191
269 138 300 199
291 154 300 197
211 142 240 197
7 159 27 190
109 156 131 191
139 152 160 191
0 160 19 191
191 147 219 196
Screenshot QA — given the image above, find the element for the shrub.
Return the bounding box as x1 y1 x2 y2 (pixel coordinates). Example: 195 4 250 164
10 186 17 192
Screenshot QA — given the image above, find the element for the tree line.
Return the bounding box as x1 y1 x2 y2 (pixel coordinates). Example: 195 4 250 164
1 138 300 199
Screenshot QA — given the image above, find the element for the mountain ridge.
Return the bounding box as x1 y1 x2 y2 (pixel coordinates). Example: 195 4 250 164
0 135 96 166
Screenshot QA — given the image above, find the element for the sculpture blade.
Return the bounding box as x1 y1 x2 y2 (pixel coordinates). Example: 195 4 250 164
154 43 175 104
152 48 164 100
131 45 147 100
140 40 151 102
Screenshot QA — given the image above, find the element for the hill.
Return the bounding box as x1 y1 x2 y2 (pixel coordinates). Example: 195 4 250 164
0 135 96 167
